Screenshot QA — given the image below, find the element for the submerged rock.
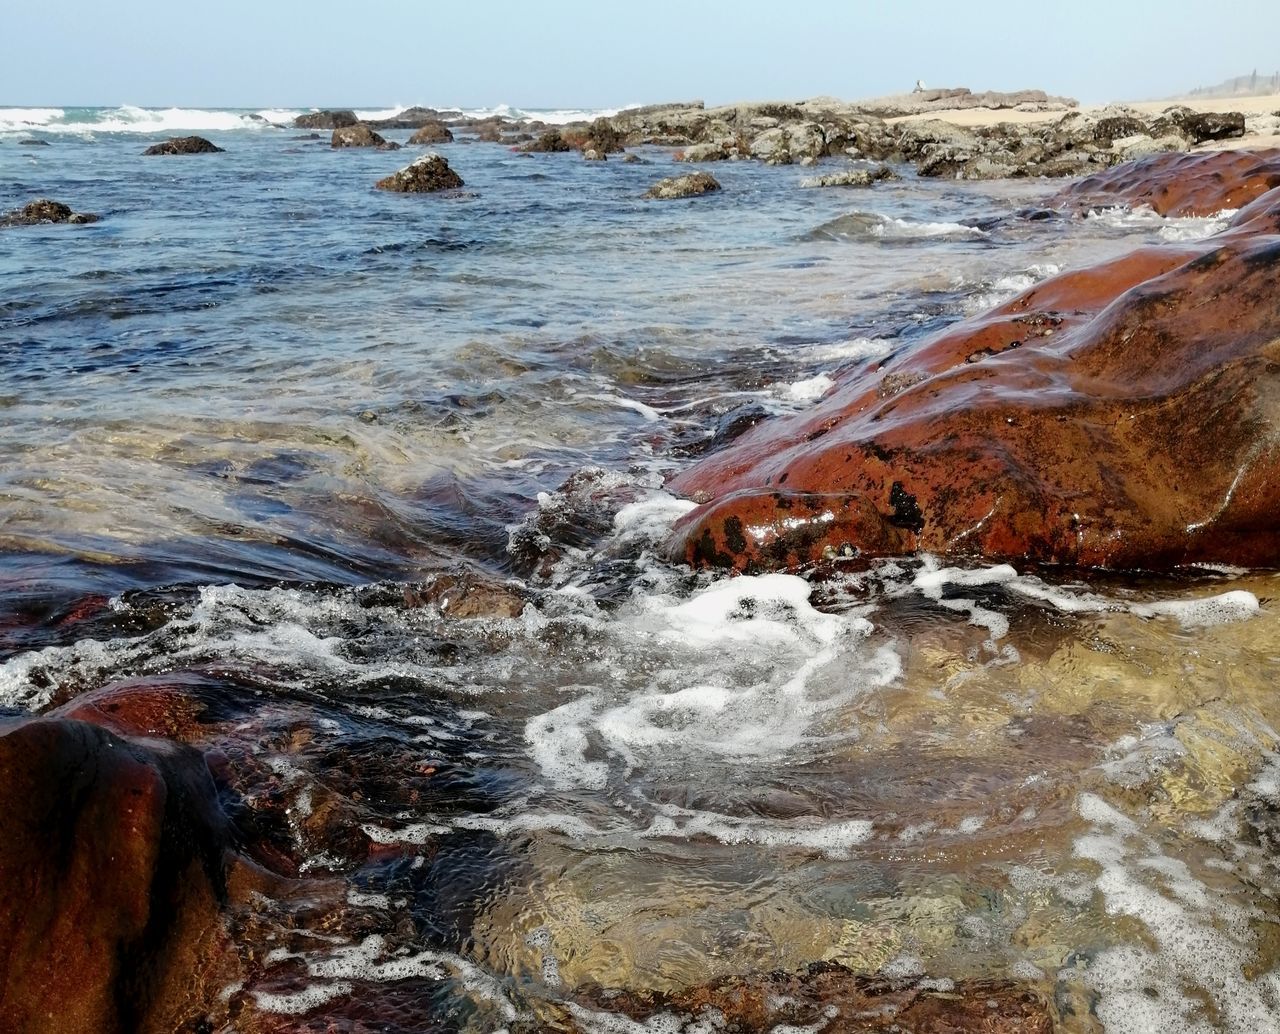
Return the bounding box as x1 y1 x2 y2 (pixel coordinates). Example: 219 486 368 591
294 109 358 130
374 153 464 192
548 962 1056 1034
0 718 240 1032
18 138 49 146
332 124 399 149
644 171 722 199
667 149 1280 572
518 129 573 153
142 135 224 155
1 198 99 226
408 121 454 145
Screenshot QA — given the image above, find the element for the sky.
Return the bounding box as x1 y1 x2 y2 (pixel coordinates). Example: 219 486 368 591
3 0 1278 109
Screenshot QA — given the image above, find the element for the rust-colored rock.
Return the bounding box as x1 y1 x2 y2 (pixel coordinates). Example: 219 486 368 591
0 718 240 1033
1050 147 1280 216
668 152 1280 572
548 963 1055 1034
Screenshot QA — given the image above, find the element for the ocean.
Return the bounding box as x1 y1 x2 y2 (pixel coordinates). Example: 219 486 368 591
2 106 1278 1031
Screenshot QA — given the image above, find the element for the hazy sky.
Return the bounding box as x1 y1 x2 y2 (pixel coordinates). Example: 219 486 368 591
4 0 1278 109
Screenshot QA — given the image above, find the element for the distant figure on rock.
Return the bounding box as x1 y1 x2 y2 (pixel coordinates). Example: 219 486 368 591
913 79 927 93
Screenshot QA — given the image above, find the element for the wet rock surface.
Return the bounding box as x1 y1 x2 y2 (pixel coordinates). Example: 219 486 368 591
293 109 358 130
644 171 722 200
374 153 464 193
542 963 1057 1034
332 124 399 149
1 198 99 226
407 121 454 145
668 149 1280 573
801 164 896 187
142 135 224 155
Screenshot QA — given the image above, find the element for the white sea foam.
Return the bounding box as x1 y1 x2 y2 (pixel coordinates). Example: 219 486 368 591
641 804 873 858
1084 204 1238 241
772 373 835 403
872 216 986 240
0 105 278 136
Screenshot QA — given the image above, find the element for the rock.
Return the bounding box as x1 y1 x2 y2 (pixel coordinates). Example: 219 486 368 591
293 109 358 130
676 140 734 162
1051 147 1280 216
857 86 1078 118
18 138 48 146
0 718 240 1032
374 152 464 192
801 164 896 188
582 148 606 161
0 198 99 226
408 121 454 145
401 571 526 619
555 962 1056 1033
365 106 448 129
332 124 399 149
518 129 573 153
1112 133 1188 163
644 171 722 199
666 150 1280 572
750 127 791 163
1155 107 1248 144
142 135 224 155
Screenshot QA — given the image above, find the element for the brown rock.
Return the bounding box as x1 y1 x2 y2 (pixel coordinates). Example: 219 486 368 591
293 109 358 130
142 135 224 155
408 121 454 145
1051 147 1280 216
1 198 99 226
518 129 573 153
667 151 1280 572
331 124 398 149
374 153 464 192
402 571 526 618
553 963 1055 1034
644 171 722 199
0 718 240 1032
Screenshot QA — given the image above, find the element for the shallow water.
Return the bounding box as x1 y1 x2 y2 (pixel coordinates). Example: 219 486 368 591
3 119 1280 1032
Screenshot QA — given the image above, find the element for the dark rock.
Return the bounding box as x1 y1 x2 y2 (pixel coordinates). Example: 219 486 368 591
1 198 99 226
142 135 224 155
374 153 464 192
0 718 241 1032
332 124 399 149
518 129 573 153
293 109 358 130
667 151 1280 572
365 106 448 129
18 138 49 146
408 121 454 145
801 163 896 187
644 171 722 199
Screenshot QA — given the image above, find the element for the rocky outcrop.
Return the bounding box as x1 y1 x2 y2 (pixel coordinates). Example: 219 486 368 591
142 135 224 155
801 164 896 187
518 129 573 153
549 963 1055 1034
0 718 240 1032
1 199 99 226
374 153 464 192
644 171 722 199
1050 148 1280 215
858 86 1078 118
666 149 1280 573
408 121 454 145
365 106 456 129
294 109 358 130
332 124 399 149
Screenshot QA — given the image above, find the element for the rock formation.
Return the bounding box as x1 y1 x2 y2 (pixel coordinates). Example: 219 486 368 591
332 124 399 149
374 153 464 192
644 171 722 199
666 149 1280 573
1 199 99 226
142 136 224 155
294 109 358 130
408 121 454 145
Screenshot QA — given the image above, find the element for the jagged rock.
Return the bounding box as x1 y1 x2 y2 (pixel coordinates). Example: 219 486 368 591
800 164 896 187
331 124 399 149
294 109 358 130
644 171 722 199
408 121 454 145
1 198 99 226
142 135 224 155
667 150 1280 572
374 153 464 192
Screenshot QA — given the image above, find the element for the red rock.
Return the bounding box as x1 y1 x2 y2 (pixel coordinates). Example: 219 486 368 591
1050 147 1280 216
0 718 241 1032
668 155 1280 573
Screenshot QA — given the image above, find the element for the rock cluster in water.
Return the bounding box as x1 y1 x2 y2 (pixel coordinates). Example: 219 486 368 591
374 153 464 192
667 148 1280 573
142 135 224 155
1 199 99 226
644 171 722 200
